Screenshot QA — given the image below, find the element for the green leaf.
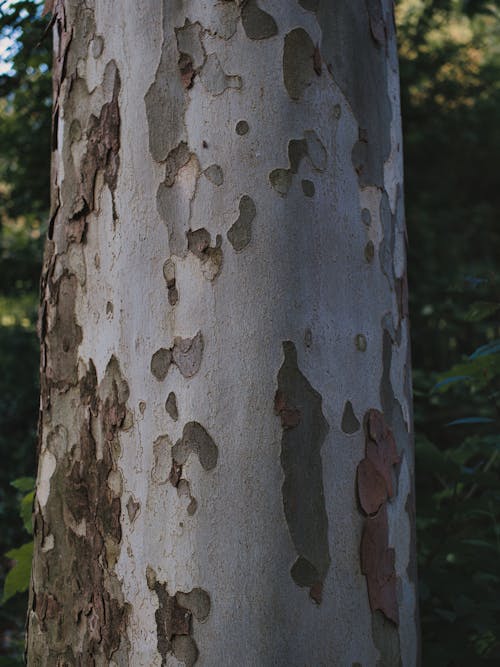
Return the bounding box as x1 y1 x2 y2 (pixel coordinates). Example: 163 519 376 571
10 476 35 493
1 541 33 604
20 489 34 533
447 417 496 426
463 301 500 322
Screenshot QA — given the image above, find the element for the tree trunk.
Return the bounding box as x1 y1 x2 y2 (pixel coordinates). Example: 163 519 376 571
28 0 418 664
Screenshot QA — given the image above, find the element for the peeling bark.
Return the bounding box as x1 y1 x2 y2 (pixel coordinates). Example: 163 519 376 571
30 0 417 663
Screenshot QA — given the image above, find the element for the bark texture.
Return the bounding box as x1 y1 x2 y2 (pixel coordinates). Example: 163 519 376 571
28 1 418 664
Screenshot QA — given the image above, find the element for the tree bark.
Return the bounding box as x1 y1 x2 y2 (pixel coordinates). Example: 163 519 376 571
28 1 418 664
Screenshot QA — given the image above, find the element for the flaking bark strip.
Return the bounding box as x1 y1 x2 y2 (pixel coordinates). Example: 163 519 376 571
356 409 400 626
27 357 131 663
275 341 330 603
147 569 210 667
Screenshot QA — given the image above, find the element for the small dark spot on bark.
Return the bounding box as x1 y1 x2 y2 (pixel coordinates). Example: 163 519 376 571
276 341 331 601
355 334 367 352
362 208 372 226
179 53 195 89
241 0 278 40
235 120 249 135
283 28 316 100
301 179 315 197
169 461 183 487
106 301 113 315
365 241 375 263
165 392 178 421
202 140 208 148
139 401 146 414
227 195 255 251
304 328 312 347
313 45 322 75
172 421 218 471
341 401 360 434
126 496 140 523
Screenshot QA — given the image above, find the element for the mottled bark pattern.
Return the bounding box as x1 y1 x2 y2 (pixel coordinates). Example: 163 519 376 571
29 0 417 664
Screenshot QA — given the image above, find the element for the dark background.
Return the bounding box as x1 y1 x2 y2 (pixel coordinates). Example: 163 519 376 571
1 1 499 664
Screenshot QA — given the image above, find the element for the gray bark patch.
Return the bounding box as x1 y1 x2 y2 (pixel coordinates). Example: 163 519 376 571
204 164 224 186
172 421 218 471
151 332 204 381
269 132 326 196
187 228 223 279
283 28 316 100
315 1 391 187
172 332 204 378
241 0 278 40
199 53 241 96
145 42 186 163
227 195 255 251
275 341 330 603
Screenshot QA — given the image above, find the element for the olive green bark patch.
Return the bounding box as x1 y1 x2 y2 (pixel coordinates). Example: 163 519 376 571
227 195 255 251
283 28 316 100
275 341 331 603
241 0 278 40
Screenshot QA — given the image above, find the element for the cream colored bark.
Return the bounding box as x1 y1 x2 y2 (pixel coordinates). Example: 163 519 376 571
28 1 418 665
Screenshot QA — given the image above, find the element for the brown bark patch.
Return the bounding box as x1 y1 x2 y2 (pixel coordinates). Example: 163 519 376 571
357 409 400 626
148 572 210 667
78 61 121 221
360 506 399 625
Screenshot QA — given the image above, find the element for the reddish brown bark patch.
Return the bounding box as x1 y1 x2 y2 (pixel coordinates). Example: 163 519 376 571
357 409 400 626
360 506 399 625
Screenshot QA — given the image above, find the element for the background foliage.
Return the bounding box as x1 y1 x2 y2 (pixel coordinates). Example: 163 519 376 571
0 0 499 664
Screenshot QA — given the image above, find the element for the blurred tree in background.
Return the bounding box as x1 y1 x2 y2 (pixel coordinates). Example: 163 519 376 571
0 0 48 661
0 0 499 664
